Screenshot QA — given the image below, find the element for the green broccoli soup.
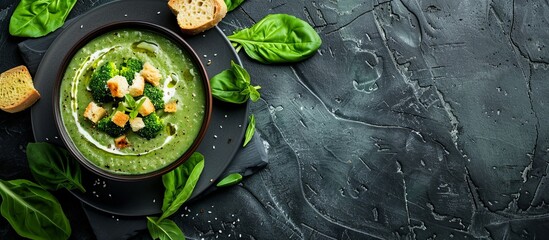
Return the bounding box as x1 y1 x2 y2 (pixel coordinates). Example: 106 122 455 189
59 29 206 175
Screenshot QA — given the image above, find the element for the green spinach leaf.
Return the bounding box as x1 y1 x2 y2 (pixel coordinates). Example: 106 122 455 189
225 0 245 12
9 0 77 37
161 152 204 212
26 142 85 192
243 114 256 147
216 173 243 187
228 14 322 63
159 153 205 221
211 61 261 104
147 217 185 240
0 179 71 240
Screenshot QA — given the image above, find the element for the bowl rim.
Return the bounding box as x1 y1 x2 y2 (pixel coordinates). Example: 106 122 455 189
53 21 213 181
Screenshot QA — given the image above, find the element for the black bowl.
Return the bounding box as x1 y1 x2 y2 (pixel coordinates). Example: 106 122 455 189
53 21 212 181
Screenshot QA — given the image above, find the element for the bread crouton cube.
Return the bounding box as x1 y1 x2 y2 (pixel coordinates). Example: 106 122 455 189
140 62 161 86
129 73 145 97
138 97 155 116
164 100 178 113
107 76 129 98
111 111 130 128
129 117 145 132
83 102 106 123
114 135 130 149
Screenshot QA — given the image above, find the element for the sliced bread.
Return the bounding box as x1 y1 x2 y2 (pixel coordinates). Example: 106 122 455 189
0 65 40 113
168 0 228 35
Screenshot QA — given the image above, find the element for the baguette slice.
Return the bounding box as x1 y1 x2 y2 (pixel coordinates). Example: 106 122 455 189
168 0 228 35
0 65 40 113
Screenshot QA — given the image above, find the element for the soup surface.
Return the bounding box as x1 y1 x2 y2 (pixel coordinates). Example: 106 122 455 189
60 29 206 175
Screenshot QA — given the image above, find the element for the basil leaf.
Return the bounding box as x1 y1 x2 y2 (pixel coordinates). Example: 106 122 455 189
130 110 138 120
210 61 261 104
160 153 205 221
116 102 127 113
249 86 261 102
0 179 71 240
125 94 136 108
9 0 77 37
231 61 251 86
26 142 85 192
228 14 322 63
161 152 203 212
243 114 256 147
225 0 245 12
135 97 146 110
147 217 185 240
211 69 248 104
129 97 146 119
216 173 243 187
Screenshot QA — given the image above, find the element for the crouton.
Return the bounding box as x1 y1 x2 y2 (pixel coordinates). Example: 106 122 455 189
111 111 130 127
114 135 130 149
83 101 107 123
164 100 178 113
138 97 155 116
106 75 129 98
129 117 145 132
140 62 161 86
129 73 145 97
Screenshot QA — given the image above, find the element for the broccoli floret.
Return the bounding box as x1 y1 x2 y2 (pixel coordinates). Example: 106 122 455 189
119 58 143 84
136 112 163 139
143 83 165 109
97 117 128 137
89 62 118 103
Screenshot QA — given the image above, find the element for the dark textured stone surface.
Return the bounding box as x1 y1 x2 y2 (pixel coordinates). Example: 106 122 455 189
2 0 549 239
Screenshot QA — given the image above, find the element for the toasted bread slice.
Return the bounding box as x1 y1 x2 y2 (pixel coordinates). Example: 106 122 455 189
0 65 41 113
168 0 228 35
